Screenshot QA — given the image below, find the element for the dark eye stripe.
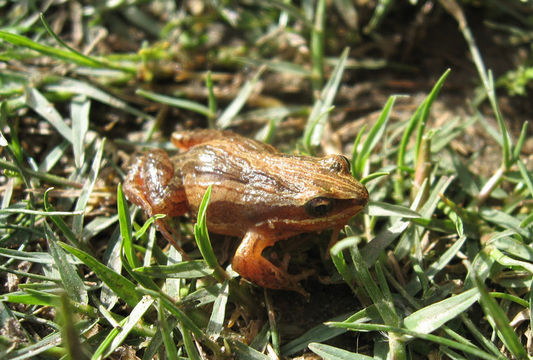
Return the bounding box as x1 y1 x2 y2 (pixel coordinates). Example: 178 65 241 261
305 197 335 217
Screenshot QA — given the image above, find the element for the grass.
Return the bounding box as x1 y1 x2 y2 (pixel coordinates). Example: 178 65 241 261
0 1 532 359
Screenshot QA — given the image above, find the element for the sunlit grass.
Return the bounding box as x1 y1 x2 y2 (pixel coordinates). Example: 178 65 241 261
0 1 532 360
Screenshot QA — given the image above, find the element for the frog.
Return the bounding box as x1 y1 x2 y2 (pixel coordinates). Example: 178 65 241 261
123 129 369 294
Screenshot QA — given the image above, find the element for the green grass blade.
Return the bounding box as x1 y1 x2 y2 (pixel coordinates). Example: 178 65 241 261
2 289 60 307
45 78 154 122
479 208 530 238
179 323 202 360
0 248 61 264
39 13 134 73
59 293 89 360
136 89 213 117
70 96 90 169
43 188 84 249
0 207 82 216
413 69 450 160
138 287 222 356
333 0 359 29
73 139 105 238
216 68 265 128
38 141 69 172
350 242 400 326
360 171 389 184
350 124 366 176
517 159 533 199
102 296 155 358
489 247 533 274
158 302 179 360
228 340 270 360
303 47 349 152
3 332 63 360
0 30 107 70
238 57 312 77
45 222 88 305
353 95 396 179
364 0 393 34
425 235 468 278
471 268 528 359
329 322 503 360
404 288 479 334
512 121 528 162
134 214 166 240
280 309 378 356
91 323 121 360
0 158 81 188
134 260 214 279
24 86 72 143
490 231 533 262
59 242 141 307
367 201 420 218
117 183 139 268
206 280 229 340
308 342 373 360
262 0 313 28
193 185 228 282
330 237 358 293
397 69 450 170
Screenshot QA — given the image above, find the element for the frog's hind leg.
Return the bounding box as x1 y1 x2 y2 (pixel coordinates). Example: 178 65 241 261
232 230 308 297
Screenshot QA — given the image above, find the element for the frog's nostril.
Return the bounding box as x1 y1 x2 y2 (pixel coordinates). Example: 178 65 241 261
354 187 369 206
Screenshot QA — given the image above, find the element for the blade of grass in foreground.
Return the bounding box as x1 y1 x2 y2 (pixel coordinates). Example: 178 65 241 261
194 185 229 283
59 242 141 308
45 222 88 305
308 342 373 360
117 183 139 269
59 293 89 360
328 322 504 360
134 260 214 279
158 301 179 360
206 281 229 340
137 287 222 357
471 269 528 359
101 296 155 359
403 287 479 334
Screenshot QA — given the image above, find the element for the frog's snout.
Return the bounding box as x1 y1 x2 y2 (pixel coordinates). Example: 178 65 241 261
354 184 369 207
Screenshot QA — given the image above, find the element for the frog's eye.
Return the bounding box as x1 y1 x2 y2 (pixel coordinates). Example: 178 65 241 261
305 197 335 217
327 155 351 173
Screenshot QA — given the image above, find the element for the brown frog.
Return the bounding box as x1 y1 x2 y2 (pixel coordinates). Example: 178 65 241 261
123 129 368 293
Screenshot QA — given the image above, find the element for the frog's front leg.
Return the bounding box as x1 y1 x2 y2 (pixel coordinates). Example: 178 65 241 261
123 149 189 255
232 230 308 296
124 149 188 217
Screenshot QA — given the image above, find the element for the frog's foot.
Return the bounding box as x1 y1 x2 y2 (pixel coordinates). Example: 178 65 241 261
156 219 190 260
232 231 308 297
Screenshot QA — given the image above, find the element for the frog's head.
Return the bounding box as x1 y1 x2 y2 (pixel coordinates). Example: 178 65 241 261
263 154 368 234
297 155 368 229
